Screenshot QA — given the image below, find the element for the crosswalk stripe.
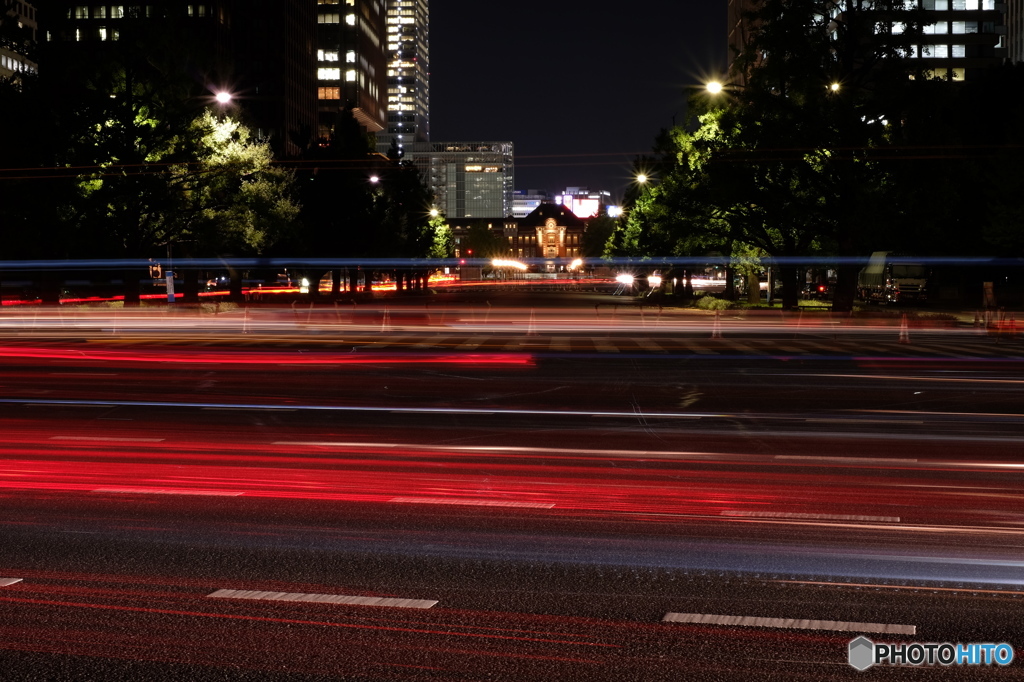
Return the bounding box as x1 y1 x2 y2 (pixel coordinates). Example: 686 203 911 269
591 338 620 353
681 342 717 354
550 336 572 352
456 335 488 350
410 336 451 349
631 337 666 353
365 334 417 349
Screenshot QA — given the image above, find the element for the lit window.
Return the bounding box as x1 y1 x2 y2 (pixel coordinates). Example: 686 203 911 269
112 5 124 18
93 6 106 18
318 13 339 23
951 44 965 57
318 67 340 80
74 6 88 18
345 14 355 25
99 26 107 40
316 0 339 3
345 50 355 63
318 87 340 99
345 69 357 82
952 68 966 80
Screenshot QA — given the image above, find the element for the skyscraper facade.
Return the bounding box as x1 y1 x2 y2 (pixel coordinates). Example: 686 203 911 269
728 0 1007 82
1008 0 1024 62
39 1 316 158
379 0 429 155
0 0 38 80
404 142 513 218
316 0 387 141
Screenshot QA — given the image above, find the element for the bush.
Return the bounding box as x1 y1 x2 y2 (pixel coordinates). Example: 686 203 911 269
695 295 733 311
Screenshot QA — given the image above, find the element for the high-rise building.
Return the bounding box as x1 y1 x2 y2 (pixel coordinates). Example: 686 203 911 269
0 0 37 80
404 142 513 218
379 0 429 155
39 1 316 158
316 0 386 141
728 0 1007 82
1008 0 1024 62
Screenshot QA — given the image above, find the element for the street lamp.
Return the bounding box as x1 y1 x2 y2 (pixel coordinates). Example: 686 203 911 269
215 91 232 105
636 174 648 185
706 80 724 95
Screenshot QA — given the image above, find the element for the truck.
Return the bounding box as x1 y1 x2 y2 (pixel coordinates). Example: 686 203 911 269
857 251 929 304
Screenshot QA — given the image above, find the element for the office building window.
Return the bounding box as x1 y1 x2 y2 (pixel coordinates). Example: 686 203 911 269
318 13 339 23
318 68 340 80
318 87 341 99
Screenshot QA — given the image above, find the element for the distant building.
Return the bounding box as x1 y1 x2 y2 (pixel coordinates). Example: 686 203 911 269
39 1 316 159
404 141 514 218
378 0 429 155
448 203 587 272
728 0 1007 82
512 189 553 218
0 0 37 80
517 203 586 262
556 187 611 219
317 0 387 140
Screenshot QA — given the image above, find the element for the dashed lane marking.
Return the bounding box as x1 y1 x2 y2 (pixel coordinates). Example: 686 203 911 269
208 589 437 609
662 612 916 635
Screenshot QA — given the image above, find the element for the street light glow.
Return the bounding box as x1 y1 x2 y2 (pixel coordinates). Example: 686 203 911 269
830 82 841 92
491 259 528 271
636 174 648 184
607 205 623 218
706 81 723 94
369 175 380 184
215 91 232 104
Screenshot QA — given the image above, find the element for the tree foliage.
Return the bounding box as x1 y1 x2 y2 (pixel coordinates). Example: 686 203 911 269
614 0 1024 309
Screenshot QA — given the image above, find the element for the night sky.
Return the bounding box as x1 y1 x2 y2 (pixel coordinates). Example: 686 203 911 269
429 1 728 200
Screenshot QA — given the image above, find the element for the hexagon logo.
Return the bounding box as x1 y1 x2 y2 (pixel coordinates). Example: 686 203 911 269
848 636 875 671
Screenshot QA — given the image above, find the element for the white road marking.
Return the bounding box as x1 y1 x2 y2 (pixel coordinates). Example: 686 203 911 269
208 589 437 609
630 337 666 353
591 339 620 353
721 510 900 523
51 436 165 442
0 578 23 587
456 336 488 350
549 336 572 352
390 496 554 509
662 612 916 635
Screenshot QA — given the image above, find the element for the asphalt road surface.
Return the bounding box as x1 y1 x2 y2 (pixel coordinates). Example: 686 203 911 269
1 305 1022 680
